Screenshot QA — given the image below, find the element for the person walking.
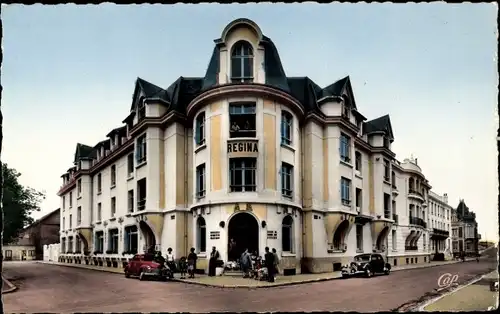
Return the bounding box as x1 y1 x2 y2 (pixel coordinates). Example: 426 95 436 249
166 247 176 272
264 247 275 282
187 247 198 278
240 248 252 278
208 246 220 276
272 248 280 281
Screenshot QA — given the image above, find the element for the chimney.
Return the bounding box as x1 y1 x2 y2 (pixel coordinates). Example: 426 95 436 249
444 193 448 204
415 158 418 165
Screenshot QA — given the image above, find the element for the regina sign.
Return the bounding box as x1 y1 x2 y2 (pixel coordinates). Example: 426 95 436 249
227 141 258 153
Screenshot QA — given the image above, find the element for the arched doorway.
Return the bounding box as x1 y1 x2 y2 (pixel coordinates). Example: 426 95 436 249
228 212 259 261
139 221 156 253
333 220 349 251
376 227 389 251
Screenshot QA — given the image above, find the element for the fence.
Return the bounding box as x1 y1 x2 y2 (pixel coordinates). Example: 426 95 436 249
43 243 61 262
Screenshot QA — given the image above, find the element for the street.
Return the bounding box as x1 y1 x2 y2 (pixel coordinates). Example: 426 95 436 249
2 257 497 313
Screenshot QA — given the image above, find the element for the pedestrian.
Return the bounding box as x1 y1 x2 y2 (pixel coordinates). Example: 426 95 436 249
272 248 280 281
179 256 187 279
240 248 252 278
208 246 220 276
166 247 176 272
264 247 275 282
187 247 198 278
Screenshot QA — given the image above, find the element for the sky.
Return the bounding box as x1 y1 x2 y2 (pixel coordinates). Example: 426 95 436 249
2 3 498 241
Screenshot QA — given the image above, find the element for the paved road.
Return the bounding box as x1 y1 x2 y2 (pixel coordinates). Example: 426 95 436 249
3 258 496 313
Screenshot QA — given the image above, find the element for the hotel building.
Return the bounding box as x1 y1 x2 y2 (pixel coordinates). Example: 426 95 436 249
428 191 453 259
57 18 461 273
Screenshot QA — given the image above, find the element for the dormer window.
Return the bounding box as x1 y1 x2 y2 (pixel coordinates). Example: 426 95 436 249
110 136 116 147
138 102 146 121
231 41 254 83
383 136 390 149
342 103 350 119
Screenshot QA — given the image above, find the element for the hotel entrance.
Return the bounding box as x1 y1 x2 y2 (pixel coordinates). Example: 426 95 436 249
227 212 259 262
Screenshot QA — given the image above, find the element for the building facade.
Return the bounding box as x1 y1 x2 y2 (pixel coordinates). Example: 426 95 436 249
3 208 60 261
57 18 465 274
428 191 453 259
451 200 479 256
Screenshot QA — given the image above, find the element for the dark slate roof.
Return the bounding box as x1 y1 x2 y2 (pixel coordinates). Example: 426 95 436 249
166 77 204 114
286 77 322 113
106 125 127 138
74 143 95 163
320 76 357 109
130 78 170 111
364 114 394 139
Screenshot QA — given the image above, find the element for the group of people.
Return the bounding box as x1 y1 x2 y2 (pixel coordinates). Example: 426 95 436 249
239 247 280 282
149 247 199 279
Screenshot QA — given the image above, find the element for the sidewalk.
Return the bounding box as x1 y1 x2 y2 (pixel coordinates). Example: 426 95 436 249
36 258 473 288
423 270 499 311
1 275 18 294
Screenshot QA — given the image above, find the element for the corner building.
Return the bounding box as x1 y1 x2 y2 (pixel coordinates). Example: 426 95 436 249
58 18 439 274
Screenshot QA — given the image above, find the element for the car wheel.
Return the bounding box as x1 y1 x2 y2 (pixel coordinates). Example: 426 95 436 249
365 268 372 278
384 267 391 275
342 274 349 278
139 271 146 281
125 271 131 278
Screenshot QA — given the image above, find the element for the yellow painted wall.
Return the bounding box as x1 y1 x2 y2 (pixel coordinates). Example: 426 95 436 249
302 128 313 209
211 115 222 191
263 114 276 189
159 138 165 209
264 99 276 112
175 134 186 206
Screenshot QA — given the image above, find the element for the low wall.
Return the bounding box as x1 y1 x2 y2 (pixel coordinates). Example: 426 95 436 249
43 244 60 262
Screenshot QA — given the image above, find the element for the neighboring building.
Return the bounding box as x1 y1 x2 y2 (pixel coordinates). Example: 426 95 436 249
451 200 479 256
57 18 458 273
428 191 453 259
2 208 60 261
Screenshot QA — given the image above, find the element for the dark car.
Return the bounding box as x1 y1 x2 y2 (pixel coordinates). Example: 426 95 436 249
341 253 391 278
124 253 174 281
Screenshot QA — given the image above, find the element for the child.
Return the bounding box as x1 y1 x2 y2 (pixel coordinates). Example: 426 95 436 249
187 248 198 279
179 256 187 279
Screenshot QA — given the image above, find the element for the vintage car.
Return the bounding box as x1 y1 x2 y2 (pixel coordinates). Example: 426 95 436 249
124 253 174 281
341 253 391 278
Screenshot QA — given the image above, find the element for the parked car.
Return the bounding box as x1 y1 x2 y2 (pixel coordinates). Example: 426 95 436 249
124 253 174 281
341 253 391 278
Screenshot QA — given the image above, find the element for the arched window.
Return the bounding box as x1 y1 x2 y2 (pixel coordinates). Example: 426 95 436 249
231 41 254 83
196 216 207 253
282 215 294 252
333 221 349 251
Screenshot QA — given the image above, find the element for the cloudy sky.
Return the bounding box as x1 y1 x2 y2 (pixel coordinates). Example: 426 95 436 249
3 3 498 240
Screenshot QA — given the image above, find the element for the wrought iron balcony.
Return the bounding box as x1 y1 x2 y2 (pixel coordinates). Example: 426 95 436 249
405 245 418 251
409 189 424 198
409 216 427 228
431 228 450 238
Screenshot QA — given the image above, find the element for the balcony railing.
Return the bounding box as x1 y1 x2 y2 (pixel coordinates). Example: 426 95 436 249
409 189 424 198
393 214 399 224
384 211 391 219
405 245 418 251
432 228 450 237
409 216 427 228
137 199 146 211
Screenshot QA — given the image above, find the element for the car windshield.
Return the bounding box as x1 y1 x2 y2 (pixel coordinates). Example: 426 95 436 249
354 254 371 262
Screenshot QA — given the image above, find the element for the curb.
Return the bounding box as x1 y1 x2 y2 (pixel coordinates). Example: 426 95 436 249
414 270 495 311
1 275 18 294
36 261 123 275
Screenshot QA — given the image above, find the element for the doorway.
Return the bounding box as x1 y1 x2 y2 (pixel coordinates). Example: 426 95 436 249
139 221 156 253
228 212 259 261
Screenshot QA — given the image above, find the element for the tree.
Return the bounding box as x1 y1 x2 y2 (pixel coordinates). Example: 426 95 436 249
1 164 45 244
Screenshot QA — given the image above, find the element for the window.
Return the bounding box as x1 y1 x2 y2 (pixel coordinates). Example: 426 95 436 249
383 159 390 181
75 237 81 253
383 136 390 148
384 193 391 218
340 133 351 163
340 177 351 205
97 173 102 194
356 224 363 252
231 41 253 83
111 197 116 217
61 238 66 253
95 231 104 253
137 178 147 210
355 151 362 171
69 214 72 229
68 236 73 253
127 153 134 177
62 217 66 230
196 164 206 199
229 158 256 192
229 103 256 138
196 217 207 253
281 111 293 145
63 196 66 209
127 190 134 213
77 207 81 225
77 179 82 196
195 113 206 146
392 230 397 250
124 226 138 254
342 103 350 118
138 101 146 121
355 188 362 209
136 134 147 164
391 171 396 187
108 229 119 253
97 203 102 221
281 163 293 198
282 215 293 252
69 192 73 208
110 165 116 186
